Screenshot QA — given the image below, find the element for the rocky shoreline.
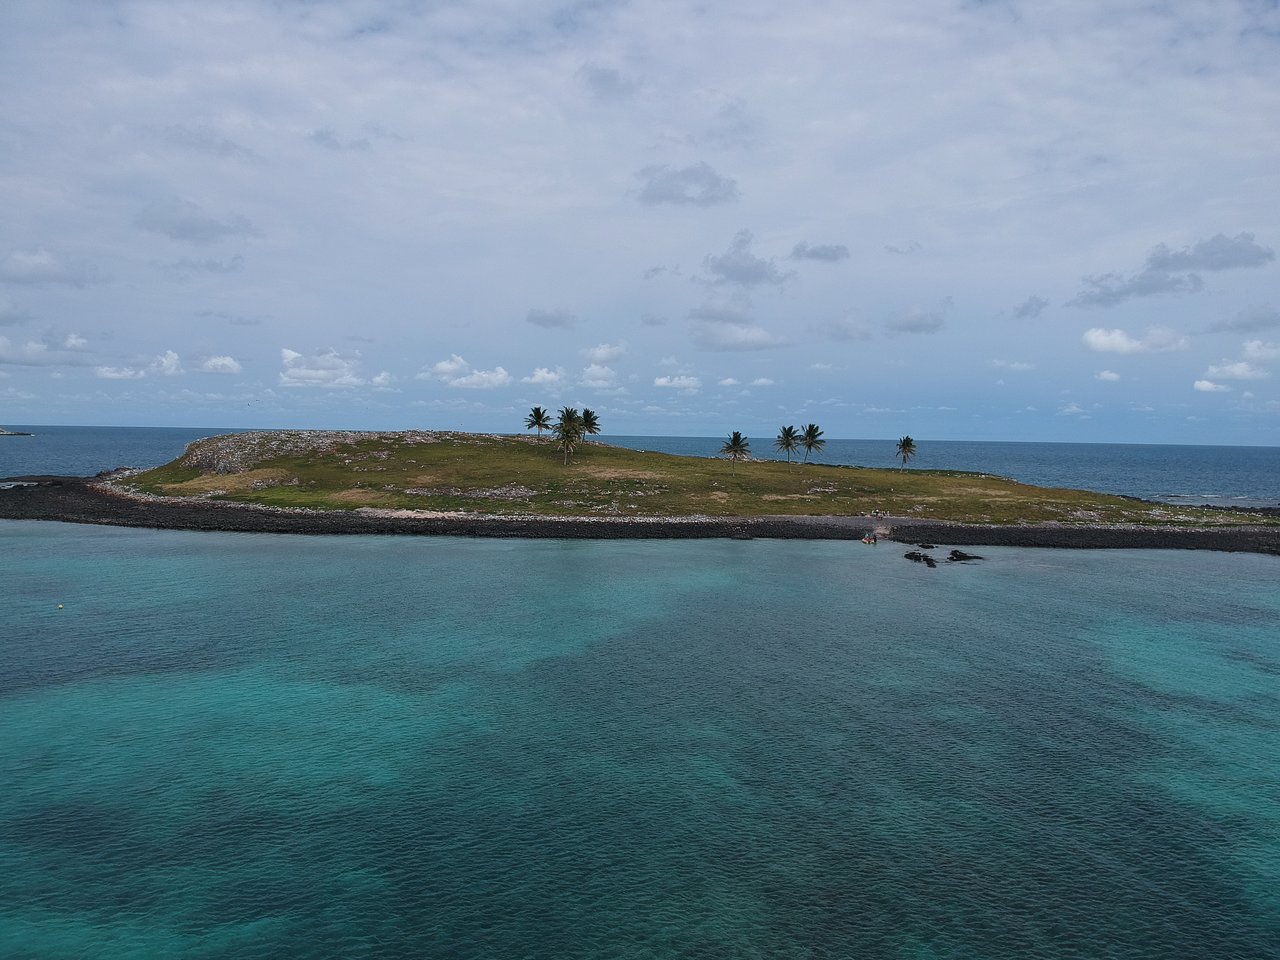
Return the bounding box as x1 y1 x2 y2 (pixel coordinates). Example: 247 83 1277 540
3 475 1279 555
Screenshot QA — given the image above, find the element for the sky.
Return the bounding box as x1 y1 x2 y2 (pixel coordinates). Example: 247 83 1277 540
2 0 1280 444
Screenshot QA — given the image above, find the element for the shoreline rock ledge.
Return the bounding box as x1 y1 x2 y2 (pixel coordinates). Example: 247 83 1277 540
1 475 1279 555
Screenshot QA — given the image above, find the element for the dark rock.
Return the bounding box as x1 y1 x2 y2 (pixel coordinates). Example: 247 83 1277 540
916 543 936 549
946 549 984 562
904 551 937 567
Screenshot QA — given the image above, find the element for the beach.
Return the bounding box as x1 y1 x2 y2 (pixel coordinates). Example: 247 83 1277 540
4 474 1279 554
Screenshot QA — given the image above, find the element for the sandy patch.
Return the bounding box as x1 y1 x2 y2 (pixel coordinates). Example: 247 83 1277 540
762 494 817 502
327 488 387 505
161 468 291 495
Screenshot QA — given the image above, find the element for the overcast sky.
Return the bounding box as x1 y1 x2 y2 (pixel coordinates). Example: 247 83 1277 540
3 0 1279 444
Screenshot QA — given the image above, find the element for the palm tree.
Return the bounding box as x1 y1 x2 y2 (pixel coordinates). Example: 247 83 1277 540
720 431 750 475
896 435 917 469
553 407 583 464
775 425 800 468
524 406 551 438
800 423 825 463
581 408 601 439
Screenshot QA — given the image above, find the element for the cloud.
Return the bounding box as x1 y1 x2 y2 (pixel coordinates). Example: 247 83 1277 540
1095 369 1121 381
750 377 775 386
95 365 146 380
1070 270 1202 308
309 128 371 151
1082 327 1188 353
159 124 256 160
527 308 576 329
886 307 945 335
811 319 872 342
199 355 242 374
1242 340 1280 362
992 359 1035 371
1208 306 1280 333
884 241 920 255
161 255 244 276
1013 295 1048 320
718 377 740 386
703 231 792 287
0 333 91 367
640 314 666 326
1070 233 1273 308
1204 360 1268 380
692 320 787 351
582 342 625 363
1193 380 1230 392
135 199 261 246
790 241 849 263
371 371 394 388
521 366 564 385
1146 233 1274 272
654 375 702 391
279 348 362 388
420 354 510 389
578 64 637 102
0 248 101 287
150 350 182 376
579 364 616 388
637 162 740 206
1057 402 1087 416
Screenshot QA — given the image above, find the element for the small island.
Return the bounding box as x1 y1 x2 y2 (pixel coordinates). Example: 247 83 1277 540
2 429 1278 553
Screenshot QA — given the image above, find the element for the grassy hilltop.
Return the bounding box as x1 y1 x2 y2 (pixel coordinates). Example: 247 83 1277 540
122 430 1275 527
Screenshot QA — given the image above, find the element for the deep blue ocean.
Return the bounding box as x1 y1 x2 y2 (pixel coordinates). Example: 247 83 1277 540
2 426 1279 958
3 425 1279 507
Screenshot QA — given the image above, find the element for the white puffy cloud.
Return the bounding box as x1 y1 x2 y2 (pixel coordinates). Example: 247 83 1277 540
655 375 702 391
1204 360 1268 380
150 350 182 376
1242 340 1280 362
1193 380 1230 392
581 342 626 364
371 371 394 388
718 377 740 386
750 377 775 386
579 364 616 388
450 367 511 389
1095 370 1121 382
199 355 242 374
279 348 362 388
1082 327 1187 353
422 354 511 389
95 365 145 380
692 322 787 351
521 366 563 385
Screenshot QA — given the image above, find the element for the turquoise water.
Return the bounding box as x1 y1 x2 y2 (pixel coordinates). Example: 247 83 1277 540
1 523 1278 958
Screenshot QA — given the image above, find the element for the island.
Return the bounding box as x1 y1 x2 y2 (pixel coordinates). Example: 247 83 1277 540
0 427 33 436
2 430 1278 554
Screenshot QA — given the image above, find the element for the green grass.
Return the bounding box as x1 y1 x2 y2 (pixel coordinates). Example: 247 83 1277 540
125 431 1277 527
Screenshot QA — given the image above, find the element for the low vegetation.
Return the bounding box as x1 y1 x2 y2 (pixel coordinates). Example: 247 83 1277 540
123 430 1277 527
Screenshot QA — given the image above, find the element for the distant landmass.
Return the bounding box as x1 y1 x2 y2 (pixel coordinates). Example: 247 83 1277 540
0 428 33 436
